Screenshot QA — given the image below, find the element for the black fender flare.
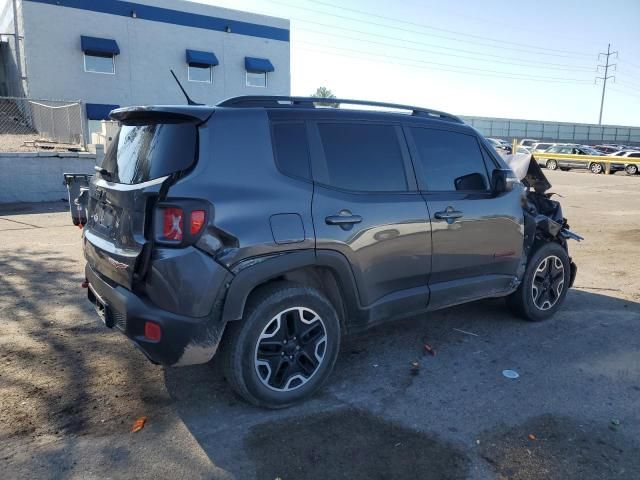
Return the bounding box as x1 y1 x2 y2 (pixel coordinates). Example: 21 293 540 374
221 249 362 323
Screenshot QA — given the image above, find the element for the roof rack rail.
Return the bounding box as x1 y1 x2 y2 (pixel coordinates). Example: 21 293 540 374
217 96 463 123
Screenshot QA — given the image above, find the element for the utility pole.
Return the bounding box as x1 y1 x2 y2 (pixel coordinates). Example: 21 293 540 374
596 43 617 125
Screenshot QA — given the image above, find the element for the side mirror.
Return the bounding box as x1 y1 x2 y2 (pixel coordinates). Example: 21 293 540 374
491 168 519 194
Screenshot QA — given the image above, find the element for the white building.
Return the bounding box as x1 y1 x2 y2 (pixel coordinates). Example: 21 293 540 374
0 0 290 132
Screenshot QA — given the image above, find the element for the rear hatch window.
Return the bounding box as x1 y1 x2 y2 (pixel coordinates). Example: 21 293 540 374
84 119 199 289
100 122 197 184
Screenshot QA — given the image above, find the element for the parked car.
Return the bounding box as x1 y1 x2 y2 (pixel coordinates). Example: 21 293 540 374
519 138 539 148
609 150 640 175
78 96 579 408
487 137 513 154
530 142 555 154
537 144 619 174
594 144 623 154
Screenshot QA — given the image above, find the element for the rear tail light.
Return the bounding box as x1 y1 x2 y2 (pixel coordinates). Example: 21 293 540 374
190 210 205 235
154 201 208 246
162 207 184 241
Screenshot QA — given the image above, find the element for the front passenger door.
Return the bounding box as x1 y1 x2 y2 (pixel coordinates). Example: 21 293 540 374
406 127 525 310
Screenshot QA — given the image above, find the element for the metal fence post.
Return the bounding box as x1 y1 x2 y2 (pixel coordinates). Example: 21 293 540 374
79 100 87 150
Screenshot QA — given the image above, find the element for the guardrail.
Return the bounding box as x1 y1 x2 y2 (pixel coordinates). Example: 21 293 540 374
534 153 640 174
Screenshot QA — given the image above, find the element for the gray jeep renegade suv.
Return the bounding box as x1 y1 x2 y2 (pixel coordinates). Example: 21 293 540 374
82 96 578 408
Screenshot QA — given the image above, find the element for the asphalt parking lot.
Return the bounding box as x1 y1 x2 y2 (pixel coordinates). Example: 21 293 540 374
1 169 639 480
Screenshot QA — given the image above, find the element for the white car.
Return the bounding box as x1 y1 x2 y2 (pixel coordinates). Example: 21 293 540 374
519 138 539 149
530 142 556 154
608 150 640 175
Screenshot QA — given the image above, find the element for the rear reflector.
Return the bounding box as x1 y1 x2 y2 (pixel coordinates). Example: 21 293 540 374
144 321 162 342
190 210 205 235
162 207 183 241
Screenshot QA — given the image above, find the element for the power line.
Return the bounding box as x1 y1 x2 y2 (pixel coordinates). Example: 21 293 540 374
614 82 640 94
614 78 640 91
297 41 593 82
308 0 594 57
298 27 596 72
609 87 640 101
297 44 595 85
596 43 617 125
618 57 640 71
271 0 594 59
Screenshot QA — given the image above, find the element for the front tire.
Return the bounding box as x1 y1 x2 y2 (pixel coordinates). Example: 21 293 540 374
545 159 558 170
590 162 604 174
507 243 571 321
222 282 341 408
625 164 638 175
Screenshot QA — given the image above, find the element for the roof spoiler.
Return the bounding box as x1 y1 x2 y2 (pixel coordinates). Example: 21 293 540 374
109 105 215 123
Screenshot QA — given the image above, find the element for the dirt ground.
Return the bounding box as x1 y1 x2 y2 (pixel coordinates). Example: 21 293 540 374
1 169 639 479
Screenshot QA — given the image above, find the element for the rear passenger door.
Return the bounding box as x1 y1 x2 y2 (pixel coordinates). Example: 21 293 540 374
405 126 524 310
309 120 432 321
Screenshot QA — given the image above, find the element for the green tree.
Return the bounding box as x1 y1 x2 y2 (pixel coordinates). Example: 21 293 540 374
310 86 339 108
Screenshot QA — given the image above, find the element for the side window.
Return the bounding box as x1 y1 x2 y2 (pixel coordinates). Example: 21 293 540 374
410 128 489 191
317 123 407 192
271 123 311 180
629 153 640 158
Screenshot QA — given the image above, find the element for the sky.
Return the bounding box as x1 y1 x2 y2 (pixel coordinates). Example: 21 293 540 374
203 0 640 126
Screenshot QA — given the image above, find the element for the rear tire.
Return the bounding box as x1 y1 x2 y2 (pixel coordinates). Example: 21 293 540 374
625 164 638 175
589 162 604 174
507 242 571 322
545 159 558 170
221 281 340 408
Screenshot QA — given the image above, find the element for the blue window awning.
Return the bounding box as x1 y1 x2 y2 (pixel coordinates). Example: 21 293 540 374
186 49 219 67
86 103 120 120
81 36 120 56
245 57 274 73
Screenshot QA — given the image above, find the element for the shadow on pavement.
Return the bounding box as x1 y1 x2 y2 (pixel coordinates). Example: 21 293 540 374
165 288 640 479
0 200 69 216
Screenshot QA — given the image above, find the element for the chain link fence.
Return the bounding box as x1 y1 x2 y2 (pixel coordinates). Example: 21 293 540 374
0 96 86 152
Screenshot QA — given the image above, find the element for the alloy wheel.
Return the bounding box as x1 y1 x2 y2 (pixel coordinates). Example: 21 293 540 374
546 160 558 170
590 163 603 174
625 164 638 175
531 255 565 311
254 307 327 392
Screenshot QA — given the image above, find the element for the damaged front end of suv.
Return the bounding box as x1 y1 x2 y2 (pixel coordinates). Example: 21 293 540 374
514 155 582 290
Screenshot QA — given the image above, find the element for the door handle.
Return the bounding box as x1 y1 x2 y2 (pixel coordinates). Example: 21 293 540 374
325 214 363 226
434 207 463 224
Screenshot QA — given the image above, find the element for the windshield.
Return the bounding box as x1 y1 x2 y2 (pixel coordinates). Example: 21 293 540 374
101 123 197 184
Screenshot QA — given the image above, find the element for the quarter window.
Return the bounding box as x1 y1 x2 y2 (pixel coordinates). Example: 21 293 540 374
317 123 407 192
246 72 267 87
410 128 489 191
84 53 115 74
271 123 311 180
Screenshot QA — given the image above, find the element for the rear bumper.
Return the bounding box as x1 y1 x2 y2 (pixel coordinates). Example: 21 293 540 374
85 263 231 366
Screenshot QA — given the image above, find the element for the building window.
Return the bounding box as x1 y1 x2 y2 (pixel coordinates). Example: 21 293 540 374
246 71 267 88
244 57 274 88
188 64 212 83
185 49 218 83
80 35 119 75
84 53 115 74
